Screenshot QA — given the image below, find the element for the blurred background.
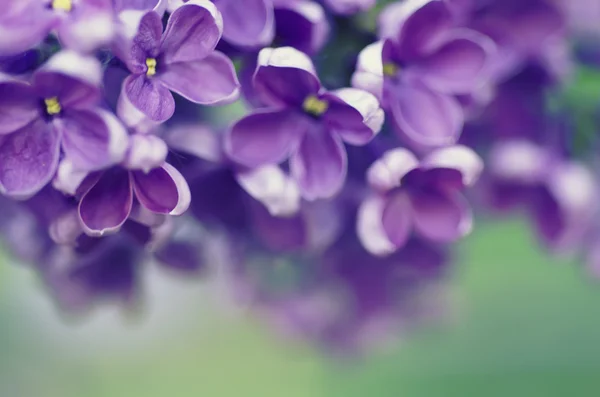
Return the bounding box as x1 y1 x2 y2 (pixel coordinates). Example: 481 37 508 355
2 216 600 397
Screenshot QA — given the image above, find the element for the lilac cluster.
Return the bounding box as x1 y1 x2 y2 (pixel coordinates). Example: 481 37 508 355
0 0 599 351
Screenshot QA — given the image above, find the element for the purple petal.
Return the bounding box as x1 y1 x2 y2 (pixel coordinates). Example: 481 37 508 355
290 126 347 200
56 4 115 53
322 88 384 145
0 1 55 56
124 74 175 122
158 51 240 105
214 0 274 48
254 47 321 107
114 0 167 13
351 41 385 101
49 210 83 245
413 30 493 94
162 123 222 162
129 10 163 70
0 80 39 135
160 1 222 64
395 0 453 60
389 82 463 147
356 195 397 256
52 158 90 195
132 163 190 215
324 0 375 15
124 133 168 172
0 120 60 199
236 165 301 217
421 145 483 187
366 148 419 192
273 0 329 55
225 109 305 167
33 52 103 110
79 168 133 236
381 191 413 248
410 189 472 242
59 109 128 171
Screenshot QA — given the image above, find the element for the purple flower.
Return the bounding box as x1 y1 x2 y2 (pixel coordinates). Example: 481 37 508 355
170 0 275 48
353 0 493 147
272 0 330 55
0 51 127 199
0 0 116 55
117 1 240 123
483 140 597 252
225 47 384 200
357 145 483 255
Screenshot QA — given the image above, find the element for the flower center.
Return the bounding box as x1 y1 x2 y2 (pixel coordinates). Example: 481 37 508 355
45 97 62 116
302 95 328 117
383 62 399 77
51 0 72 11
146 58 157 77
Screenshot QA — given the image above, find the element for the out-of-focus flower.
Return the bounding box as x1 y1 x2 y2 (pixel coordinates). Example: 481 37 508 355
116 1 240 122
0 51 127 199
483 140 597 252
226 47 384 200
0 0 117 55
322 0 376 15
353 0 493 147
357 145 483 256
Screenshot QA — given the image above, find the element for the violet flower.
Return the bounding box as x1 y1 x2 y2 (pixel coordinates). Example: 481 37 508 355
0 51 127 199
322 0 376 15
225 46 384 200
0 0 116 55
117 1 240 123
353 0 493 147
357 145 483 256
484 140 597 252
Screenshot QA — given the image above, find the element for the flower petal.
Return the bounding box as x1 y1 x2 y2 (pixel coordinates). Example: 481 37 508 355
390 82 463 147
0 121 60 199
254 47 321 107
0 80 39 135
273 0 329 55
52 158 90 196
78 168 133 236
124 74 175 122
59 109 128 171
0 1 55 56
158 51 240 105
290 126 347 200
224 109 305 167
366 148 419 192
132 163 190 215
356 195 397 256
351 41 385 101
215 0 274 47
421 145 484 187
322 88 384 145
413 30 493 94
57 4 115 53
161 0 222 64
410 189 472 242
124 133 168 172
381 191 413 249
162 123 222 162
236 165 301 217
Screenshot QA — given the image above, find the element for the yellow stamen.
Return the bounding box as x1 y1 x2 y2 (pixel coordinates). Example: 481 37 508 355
146 58 157 77
383 62 399 77
45 97 61 116
52 0 72 12
302 95 328 116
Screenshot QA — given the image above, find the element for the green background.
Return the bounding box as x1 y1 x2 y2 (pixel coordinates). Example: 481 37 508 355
1 218 600 397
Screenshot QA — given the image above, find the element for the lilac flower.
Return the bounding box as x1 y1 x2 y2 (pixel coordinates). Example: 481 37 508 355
353 0 493 147
225 47 384 200
0 51 127 199
0 0 116 55
357 145 483 256
117 1 240 123
169 0 275 48
272 0 330 55
483 140 597 252
53 132 191 236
